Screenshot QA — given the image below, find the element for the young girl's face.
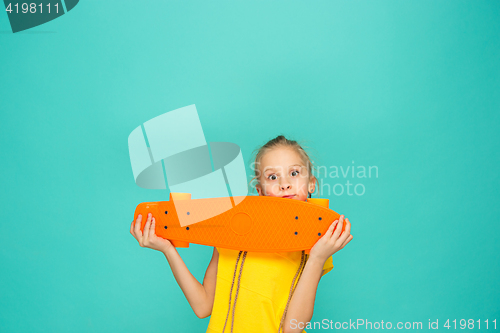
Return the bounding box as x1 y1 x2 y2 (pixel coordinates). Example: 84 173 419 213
255 147 316 202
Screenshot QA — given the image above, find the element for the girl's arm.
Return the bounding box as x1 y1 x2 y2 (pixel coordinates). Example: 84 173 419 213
283 216 353 333
131 214 219 319
163 246 219 319
282 256 323 333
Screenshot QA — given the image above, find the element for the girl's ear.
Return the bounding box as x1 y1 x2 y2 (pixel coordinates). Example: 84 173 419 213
256 184 263 196
308 175 316 194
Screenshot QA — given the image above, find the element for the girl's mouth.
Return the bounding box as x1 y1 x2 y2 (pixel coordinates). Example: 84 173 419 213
282 195 295 199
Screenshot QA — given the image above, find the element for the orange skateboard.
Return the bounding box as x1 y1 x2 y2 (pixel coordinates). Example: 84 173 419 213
133 193 347 253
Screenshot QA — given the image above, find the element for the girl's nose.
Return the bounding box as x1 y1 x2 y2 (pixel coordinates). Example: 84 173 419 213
280 183 292 191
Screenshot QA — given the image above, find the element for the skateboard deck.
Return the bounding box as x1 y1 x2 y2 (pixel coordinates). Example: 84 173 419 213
133 194 346 253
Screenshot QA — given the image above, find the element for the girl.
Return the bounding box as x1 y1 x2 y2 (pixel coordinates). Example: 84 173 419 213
130 135 353 333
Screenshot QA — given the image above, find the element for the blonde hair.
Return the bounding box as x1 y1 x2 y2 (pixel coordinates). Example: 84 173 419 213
248 134 320 197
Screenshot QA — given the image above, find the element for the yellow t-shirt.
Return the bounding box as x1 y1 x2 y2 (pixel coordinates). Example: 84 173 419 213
206 247 334 333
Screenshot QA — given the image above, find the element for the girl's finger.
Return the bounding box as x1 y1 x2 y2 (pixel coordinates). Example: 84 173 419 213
325 219 338 238
330 215 344 240
148 217 156 239
143 213 152 243
336 218 351 245
341 234 353 249
134 214 143 236
130 214 141 235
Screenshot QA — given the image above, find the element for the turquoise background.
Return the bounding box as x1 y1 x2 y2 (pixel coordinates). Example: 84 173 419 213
1 0 499 332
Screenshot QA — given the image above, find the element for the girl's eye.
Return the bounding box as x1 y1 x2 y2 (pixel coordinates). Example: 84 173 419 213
268 174 277 181
291 170 299 177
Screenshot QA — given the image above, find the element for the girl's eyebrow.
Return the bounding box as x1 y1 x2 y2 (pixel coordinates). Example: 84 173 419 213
263 164 303 173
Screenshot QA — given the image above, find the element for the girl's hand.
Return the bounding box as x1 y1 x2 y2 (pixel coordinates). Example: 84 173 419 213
130 213 174 253
309 215 353 263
